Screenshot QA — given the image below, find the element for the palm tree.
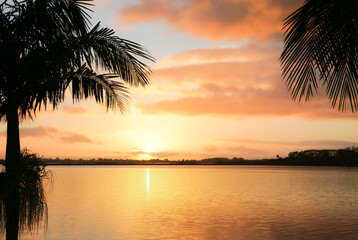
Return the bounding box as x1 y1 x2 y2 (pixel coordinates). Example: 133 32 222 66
280 0 357 110
0 0 154 170
0 149 52 239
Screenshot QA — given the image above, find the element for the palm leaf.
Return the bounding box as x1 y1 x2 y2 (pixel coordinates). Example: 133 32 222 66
70 65 129 112
0 0 154 121
280 0 358 111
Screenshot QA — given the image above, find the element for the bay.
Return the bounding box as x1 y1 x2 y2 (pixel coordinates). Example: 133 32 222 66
16 166 358 239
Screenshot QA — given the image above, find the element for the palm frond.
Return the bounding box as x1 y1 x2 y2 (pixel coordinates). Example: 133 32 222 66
70 65 129 112
77 22 154 86
47 0 93 35
0 0 154 120
280 0 358 111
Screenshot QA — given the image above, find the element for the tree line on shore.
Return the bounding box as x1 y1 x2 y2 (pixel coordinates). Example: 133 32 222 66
1 147 357 166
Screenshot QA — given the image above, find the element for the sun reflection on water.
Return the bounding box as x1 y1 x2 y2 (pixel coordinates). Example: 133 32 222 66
146 168 150 199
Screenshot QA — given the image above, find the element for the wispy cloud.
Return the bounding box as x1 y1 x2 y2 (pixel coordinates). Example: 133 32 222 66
0 126 59 138
23 126 58 137
126 150 180 159
119 0 303 41
136 45 357 119
202 145 218 153
0 126 94 144
61 105 87 115
224 145 269 158
220 139 358 149
157 45 279 67
59 133 93 143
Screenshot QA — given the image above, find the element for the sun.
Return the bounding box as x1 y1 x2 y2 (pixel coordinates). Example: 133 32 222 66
139 133 162 156
141 153 151 159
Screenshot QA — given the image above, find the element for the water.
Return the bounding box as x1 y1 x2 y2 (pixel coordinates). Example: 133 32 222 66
16 166 358 239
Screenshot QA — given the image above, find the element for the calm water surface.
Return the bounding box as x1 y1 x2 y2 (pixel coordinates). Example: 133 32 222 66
17 166 358 239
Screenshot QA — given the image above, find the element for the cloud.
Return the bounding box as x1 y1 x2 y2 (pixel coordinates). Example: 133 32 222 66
158 45 279 67
221 139 358 149
224 145 269 158
62 105 87 114
59 133 93 143
0 126 59 138
21 126 59 138
119 0 304 41
208 139 358 159
137 91 353 119
150 151 180 158
136 45 358 119
128 150 180 159
203 145 218 152
0 126 94 144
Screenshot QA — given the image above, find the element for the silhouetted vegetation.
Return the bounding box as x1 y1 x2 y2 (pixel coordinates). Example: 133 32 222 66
0 149 52 239
208 148 358 166
207 148 358 166
0 0 154 170
2 148 354 167
284 148 358 166
281 0 357 111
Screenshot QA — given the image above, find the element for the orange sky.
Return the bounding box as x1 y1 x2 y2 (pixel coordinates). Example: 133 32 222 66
1 0 358 160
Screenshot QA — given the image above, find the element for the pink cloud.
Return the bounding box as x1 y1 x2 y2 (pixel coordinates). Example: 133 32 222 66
119 0 304 41
203 145 218 152
0 126 58 138
218 139 358 158
127 150 180 159
136 45 358 119
224 145 269 158
21 126 58 138
138 87 355 119
59 133 93 143
221 139 358 149
159 45 279 67
0 126 94 144
62 105 87 114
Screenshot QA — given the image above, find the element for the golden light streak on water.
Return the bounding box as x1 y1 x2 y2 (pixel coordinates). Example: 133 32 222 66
18 166 358 240
146 168 150 199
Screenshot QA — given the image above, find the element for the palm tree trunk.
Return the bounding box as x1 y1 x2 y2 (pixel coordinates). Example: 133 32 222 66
4 106 21 239
5 176 20 240
5 106 20 170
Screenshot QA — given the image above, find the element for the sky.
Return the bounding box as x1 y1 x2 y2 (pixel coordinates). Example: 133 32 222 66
2 0 358 160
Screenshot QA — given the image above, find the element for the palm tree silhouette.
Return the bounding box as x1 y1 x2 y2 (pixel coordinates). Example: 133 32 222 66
0 149 52 240
280 0 357 111
0 0 154 170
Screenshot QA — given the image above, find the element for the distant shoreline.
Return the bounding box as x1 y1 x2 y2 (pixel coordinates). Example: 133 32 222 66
1 162 357 167
1 148 358 167
40 163 358 167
